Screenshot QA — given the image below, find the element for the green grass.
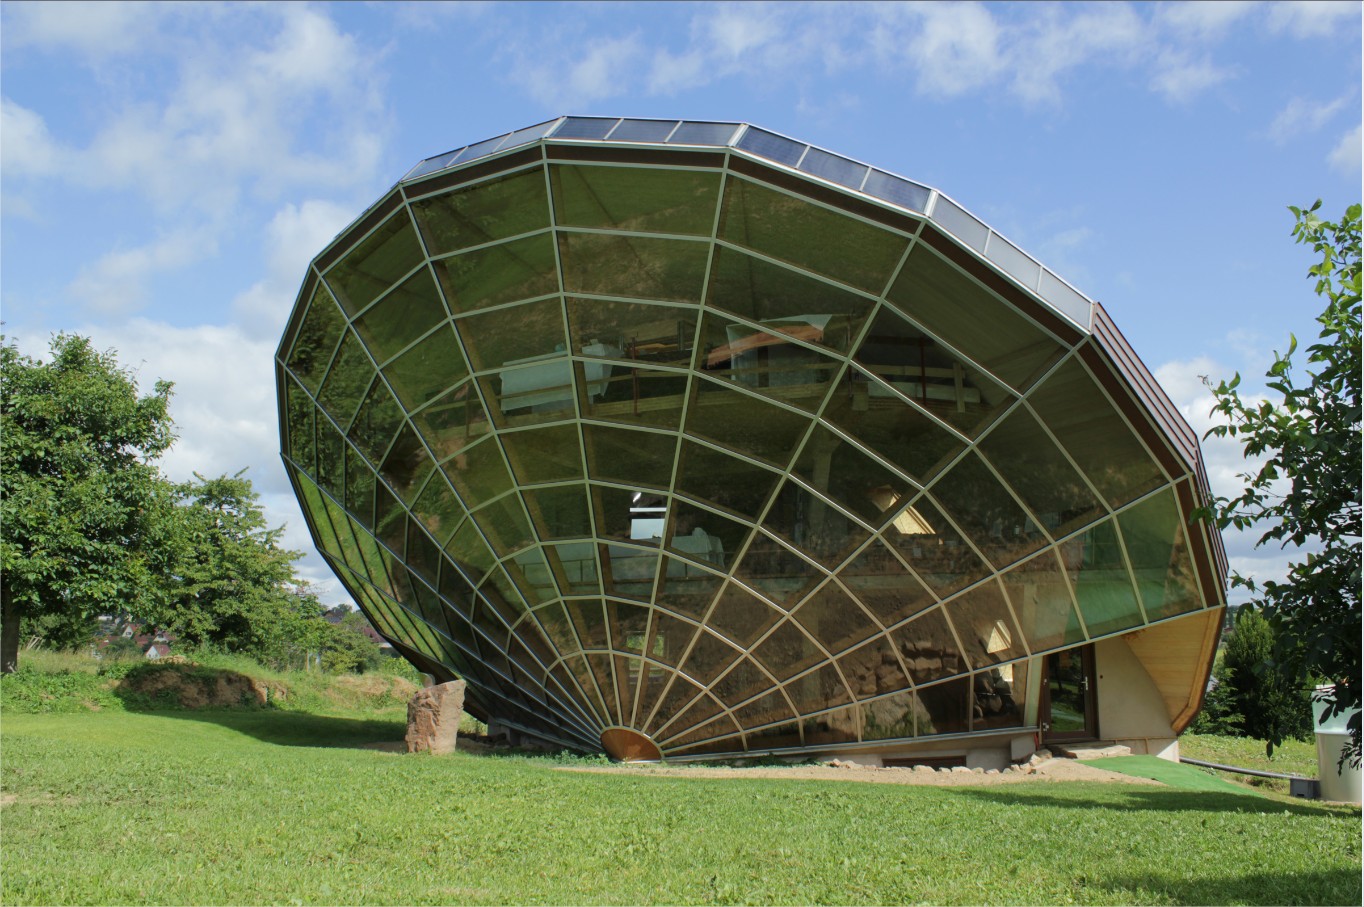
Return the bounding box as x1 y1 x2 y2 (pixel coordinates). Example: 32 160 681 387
1081 756 1260 796
1180 733 1320 796
2 711 1359 906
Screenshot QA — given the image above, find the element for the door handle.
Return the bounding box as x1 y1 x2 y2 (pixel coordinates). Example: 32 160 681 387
1081 677 1090 692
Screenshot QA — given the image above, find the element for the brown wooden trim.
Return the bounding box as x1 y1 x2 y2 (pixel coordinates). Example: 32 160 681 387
1077 341 1187 481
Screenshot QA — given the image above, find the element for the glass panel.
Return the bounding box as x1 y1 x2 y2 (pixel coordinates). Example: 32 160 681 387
792 581 879 655
854 307 1015 438
373 482 408 557
823 367 965 485
652 684 721 740
345 445 377 530
287 282 346 393
382 324 470 412
764 480 870 570
411 168 550 256
685 380 811 470
1028 357 1166 509
979 407 1104 540
547 541 600 596
567 297 697 368
785 662 853 714
434 233 558 315
669 121 738 145
1117 488 1202 621
472 492 535 557
706 246 874 354
931 197 988 252
916 676 971 736
411 381 490 461
347 380 405 464
499 424 584 485
973 660 1029 731
592 485 665 545
455 297 568 373
564 599 610 650
943 581 1026 669
791 423 915 527
732 691 797 733
481 368 574 428
706 582 783 649
379 424 434 504
838 635 909 700
578 360 688 430
607 601 651 653
1000 550 1086 652
1060 518 1144 637
437 554 478 619
533 602 581 655
314 417 345 499
523 484 592 540
445 513 497 582
695 312 840 414
655 558 724 621
798 147 867 189
718 177 908 294
985 233 1040 290
888 246 1063 393
582 425 677 490
412 473 467 548
889 607 965 684
666 500 749 571
442 436 514 506
863 690 919 741
316 330 374 429
675 629 743 687
711 657 777 709
648 611 701 667
603 544 658 601
734 532 822 610
353 269 447 367
284 379 316 475
929 452 1047 570
735 126 806 167
480 564 530 625
295 470 343 561
405 519 443 591
503 547 558 606
799 704 859 744
837 539 936 627
559 233 709 303
589 651 623 723
553 116 617 139
551 165 721 236
326 213 425 317
863 170 930 213
674 440 780 522
608 118 676 142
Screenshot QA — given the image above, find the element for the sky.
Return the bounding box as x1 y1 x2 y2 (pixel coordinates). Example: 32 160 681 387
2 0 1360 609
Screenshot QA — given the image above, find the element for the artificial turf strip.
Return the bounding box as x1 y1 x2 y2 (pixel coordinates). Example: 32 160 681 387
1079 755 1264 796
3 711 1360 906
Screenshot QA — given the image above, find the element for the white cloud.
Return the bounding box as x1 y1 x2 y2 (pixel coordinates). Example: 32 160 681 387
888 2 1006 98
1 1 182 58
66 227 219 315
1155 0 1257 39
1269 95 1352 142
1267 0 1362 38
511 33 646 109
1328 124 1362 177
0 98 69 176
1007 4 1148 106
1148 49 1234 103
233 199 355 337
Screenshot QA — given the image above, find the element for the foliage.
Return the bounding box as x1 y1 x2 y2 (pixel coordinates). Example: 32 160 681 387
0 334 176 674
1202 201 1362 766
1180 732 1319 796
320 610 385 674
1192 608 1313 752
3 710 1360 906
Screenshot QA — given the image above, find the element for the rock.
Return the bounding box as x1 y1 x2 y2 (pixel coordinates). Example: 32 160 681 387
985 769 999 775
912 765 935 774
1026 751 1050 767
950 765 972 774
405 680 466 755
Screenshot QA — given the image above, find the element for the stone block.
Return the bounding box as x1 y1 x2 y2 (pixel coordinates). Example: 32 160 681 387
406 680 466 755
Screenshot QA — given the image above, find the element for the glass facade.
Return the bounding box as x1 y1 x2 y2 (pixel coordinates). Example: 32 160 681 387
278 120 1226 760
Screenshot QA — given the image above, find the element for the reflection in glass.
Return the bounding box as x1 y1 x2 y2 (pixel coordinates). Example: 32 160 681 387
929 452 1046 570
889 608 964 684
837 635 908 700
734 532 822 609
837 540 936 627
559 233 709 303
582 425 677 490
1000 550 1086 652
382 325 470 412
792 581 879 655
1118 488 1202 621
552 165 721 236
674 439 781 522
287 283 346 393
471 492 536 557
943 580 1027 669
791 423 915 528
411 168 551 256
435 233 558 315
665 500 749 569
695 312 841 414
442 435 515 505
326 213 425 316
655 557 725 621
973 661 1029 731
706 582 783 649
1060 518 1144 637
686 379 811 469
764 480 870 570
916 676 970 735
979 407 1104 540
316 330 375 430
500 424 584 486
455 297 569 374
523 484 592 540
354 269 448 366
568 297 696 368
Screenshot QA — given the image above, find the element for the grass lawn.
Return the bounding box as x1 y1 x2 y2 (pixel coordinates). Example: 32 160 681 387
2 710 1359 906
1179 734 1322 796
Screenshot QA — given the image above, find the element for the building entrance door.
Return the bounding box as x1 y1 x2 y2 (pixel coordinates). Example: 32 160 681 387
1041 645 1097 742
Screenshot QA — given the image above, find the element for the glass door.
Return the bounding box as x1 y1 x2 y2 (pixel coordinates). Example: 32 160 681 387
1041 645 1096 741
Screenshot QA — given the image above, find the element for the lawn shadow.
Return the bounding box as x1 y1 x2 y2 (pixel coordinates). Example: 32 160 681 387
955 785 1352 817
1100 868 1362 906
108 663 406 750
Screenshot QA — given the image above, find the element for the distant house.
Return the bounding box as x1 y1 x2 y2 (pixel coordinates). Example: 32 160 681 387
144 644 168 660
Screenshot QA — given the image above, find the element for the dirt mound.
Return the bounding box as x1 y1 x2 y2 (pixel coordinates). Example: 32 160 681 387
115 664 284 709
324 673 419 709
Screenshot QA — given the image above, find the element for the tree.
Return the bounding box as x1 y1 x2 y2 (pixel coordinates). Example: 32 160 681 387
1195 607 1313 752
320 610 384 674
1202 201 1361 765
0 335 175 673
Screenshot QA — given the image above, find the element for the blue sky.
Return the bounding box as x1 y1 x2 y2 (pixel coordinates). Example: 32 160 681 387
2 1 1359 606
